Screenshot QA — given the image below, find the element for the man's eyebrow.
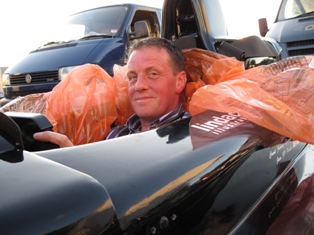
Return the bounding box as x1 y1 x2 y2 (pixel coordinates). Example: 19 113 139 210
127 65 160 75
144 66 161 72
126 69 136 75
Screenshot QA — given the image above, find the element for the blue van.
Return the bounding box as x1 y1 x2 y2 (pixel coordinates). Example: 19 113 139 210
259 0 314 59
1 4 161 106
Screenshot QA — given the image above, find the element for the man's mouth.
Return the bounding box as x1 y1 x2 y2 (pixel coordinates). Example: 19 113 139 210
135 96 153 102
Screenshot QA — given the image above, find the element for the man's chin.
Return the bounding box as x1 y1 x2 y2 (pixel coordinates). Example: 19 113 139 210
135 109 159 120
133 104 154 113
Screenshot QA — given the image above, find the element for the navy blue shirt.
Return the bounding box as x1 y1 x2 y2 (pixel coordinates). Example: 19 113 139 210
106 104 190 139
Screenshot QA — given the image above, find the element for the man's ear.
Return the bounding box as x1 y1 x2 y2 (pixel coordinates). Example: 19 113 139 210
175 71 187 93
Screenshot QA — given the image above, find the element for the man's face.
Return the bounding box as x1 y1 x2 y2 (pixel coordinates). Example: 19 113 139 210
127 46 186 123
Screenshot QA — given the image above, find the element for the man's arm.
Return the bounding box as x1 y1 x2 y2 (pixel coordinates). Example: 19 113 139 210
33 132 74 148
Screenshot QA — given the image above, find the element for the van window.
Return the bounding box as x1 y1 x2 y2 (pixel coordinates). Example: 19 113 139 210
47 6 128 43
278 0 314 20
129 10 161 38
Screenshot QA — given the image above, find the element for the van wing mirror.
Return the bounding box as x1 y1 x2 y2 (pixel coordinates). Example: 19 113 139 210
258 18 268 37
129 21 149 39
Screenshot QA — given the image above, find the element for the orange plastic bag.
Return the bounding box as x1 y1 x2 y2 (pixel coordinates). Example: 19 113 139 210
46 64 133 145
112 64 134 126
0 93 51 114
188 52 314 144
182 48 245 108
183 48 245 85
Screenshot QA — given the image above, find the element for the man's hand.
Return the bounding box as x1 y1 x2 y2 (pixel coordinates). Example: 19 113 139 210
33 131 74 148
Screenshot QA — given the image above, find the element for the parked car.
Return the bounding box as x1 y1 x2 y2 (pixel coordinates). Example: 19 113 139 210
0 4 161 106
1 110 313 234
259 0 314 59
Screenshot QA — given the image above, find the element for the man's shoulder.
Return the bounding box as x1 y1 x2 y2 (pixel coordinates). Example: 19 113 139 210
182 111 191 119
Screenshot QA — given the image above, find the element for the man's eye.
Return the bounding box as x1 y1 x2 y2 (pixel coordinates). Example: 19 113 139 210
128 75 137 82
149 72 158 77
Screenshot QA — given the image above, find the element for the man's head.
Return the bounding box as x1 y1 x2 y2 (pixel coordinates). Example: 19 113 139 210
127 38 187 130
130 37 185 74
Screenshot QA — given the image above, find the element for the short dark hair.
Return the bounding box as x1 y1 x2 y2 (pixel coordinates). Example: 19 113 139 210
130 38 185 74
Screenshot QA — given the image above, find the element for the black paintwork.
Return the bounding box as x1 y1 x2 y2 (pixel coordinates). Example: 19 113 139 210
0 110 311 234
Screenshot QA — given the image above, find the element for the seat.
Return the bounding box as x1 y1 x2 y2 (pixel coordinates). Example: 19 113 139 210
133 21 150 38
174 36 198 50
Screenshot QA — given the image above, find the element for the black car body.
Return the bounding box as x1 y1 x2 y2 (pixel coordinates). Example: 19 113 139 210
0 111 313 234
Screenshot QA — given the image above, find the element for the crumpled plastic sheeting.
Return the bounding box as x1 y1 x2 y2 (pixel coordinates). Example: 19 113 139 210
181 48 245 108
46 64 133 145
185 48 314 144
112 64 134 126
2 49 314 145
0 93 51 114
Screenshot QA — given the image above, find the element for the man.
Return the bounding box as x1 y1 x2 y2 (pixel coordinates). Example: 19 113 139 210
34 38 190 147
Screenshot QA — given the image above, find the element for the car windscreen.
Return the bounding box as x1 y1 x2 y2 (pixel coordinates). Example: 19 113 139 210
278 0 314 20
41 6 128 45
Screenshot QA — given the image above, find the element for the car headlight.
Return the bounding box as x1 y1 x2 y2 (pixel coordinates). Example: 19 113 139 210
58 66 79 81
2 73 10 86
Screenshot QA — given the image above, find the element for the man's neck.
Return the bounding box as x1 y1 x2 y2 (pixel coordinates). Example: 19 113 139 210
140 120 153 132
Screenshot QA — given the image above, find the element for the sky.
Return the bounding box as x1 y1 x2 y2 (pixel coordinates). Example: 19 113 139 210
0 0 281 68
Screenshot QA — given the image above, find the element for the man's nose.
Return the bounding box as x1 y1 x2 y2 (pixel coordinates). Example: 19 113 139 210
134 75 148 90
